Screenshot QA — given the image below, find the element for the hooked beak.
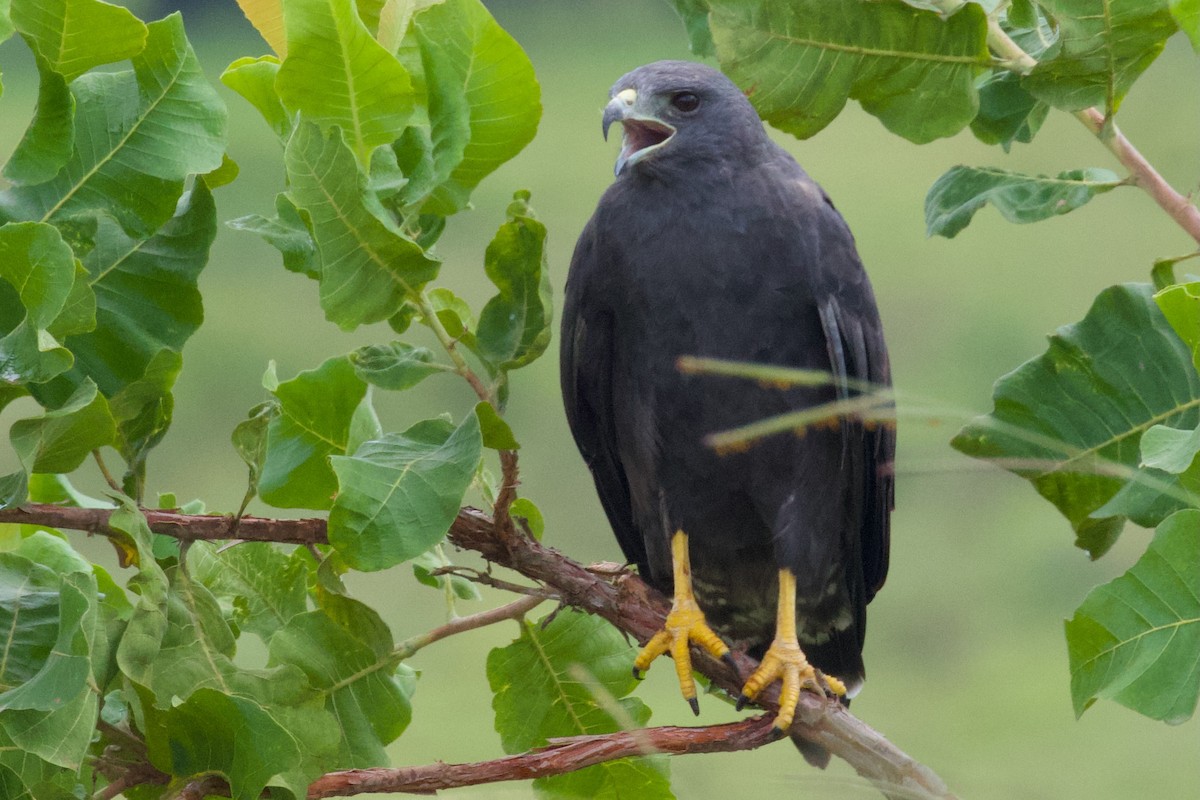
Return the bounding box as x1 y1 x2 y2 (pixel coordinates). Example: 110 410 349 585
602 88 675 176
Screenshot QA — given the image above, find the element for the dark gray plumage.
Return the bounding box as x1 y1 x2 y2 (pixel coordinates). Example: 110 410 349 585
561 61 893 732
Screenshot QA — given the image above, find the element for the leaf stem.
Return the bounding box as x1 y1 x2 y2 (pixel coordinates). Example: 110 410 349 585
414 289 493 403
93 450 123 493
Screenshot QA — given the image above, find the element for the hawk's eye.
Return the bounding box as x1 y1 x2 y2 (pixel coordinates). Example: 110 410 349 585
671 92 700 113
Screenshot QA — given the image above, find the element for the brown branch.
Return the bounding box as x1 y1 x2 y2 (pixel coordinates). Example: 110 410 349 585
2 502 954 798
307 715 780 798
0 503 327 545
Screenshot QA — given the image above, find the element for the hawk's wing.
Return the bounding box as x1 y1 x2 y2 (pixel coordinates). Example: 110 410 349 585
811 192 894 604
560 218 648 575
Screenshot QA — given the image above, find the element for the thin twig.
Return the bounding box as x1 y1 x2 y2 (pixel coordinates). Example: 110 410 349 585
413 289 493 403
394 594 544 659
434 565 561 600
93 773 138 800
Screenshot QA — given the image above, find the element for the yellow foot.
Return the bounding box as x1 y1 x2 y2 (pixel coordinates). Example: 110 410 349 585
633 598 734 715
736 637 846 730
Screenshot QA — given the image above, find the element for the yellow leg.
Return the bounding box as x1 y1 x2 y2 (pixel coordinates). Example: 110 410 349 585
633 530 733 714
737 569 846 731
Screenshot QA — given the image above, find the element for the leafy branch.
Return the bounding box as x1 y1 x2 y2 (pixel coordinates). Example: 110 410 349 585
973 1 1200 244
0 501 954 800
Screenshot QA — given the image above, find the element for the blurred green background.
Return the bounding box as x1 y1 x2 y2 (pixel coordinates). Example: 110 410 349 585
2 1 1198 797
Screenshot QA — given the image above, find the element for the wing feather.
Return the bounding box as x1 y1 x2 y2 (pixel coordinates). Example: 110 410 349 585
560 222 648 574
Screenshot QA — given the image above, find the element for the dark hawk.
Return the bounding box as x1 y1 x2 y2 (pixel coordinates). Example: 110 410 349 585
560 61 894 744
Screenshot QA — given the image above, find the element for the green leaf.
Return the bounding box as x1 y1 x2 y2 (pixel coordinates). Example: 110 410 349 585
970 67 1049 151
0 0 11 46
190 541 308 644
328 412 482 570
1066 509 1200 723
1140 424 1200 474
227 194 318 280
346 388 382 454
1024 0 1178 114
268 598 415 766
232 400 278 507
668 0 716 56
407 0 541 213
424 286 475 340
276 0 413 162
221 55 291 138
3 55 74 185
10 0 147 80
145 688 302 800
1155 280 1200 371
0 472 28 510
28 180 213 462
284 122 439 329
236 0 286 56
0 14 225 238
109 349 182 490
46 263 95 341
971 76 1048 151
0 554 63 691
475 401 518 450
260 355 367 510
926 166 1122 238
476 191 552 371
411 544 482 600
203 153 240 189
953 284 1200 557
0 561 100 770
487 610 673 799
112 502 170 683
27 473 110 508
702 0 989 143
1172 0 1200 51
10 379 115 474
349 341 446 391
125 565 237 702
0 221 79 387
509 496 543 540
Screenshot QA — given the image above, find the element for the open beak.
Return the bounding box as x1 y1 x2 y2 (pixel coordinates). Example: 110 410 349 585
602 89 675 176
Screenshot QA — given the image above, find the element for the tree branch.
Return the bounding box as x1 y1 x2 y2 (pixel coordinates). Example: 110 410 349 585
307 715 780 798
1 502 954 798
393 594 544 659
0 503 327 545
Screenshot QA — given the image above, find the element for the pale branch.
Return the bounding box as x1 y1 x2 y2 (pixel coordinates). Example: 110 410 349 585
2 502 955 798
306 715 781 798
978 7 1200 245
393 594 545 659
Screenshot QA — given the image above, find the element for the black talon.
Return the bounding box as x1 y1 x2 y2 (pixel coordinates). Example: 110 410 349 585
767 724 787 742
736 693 750 712
721 651 740 680
687 696 700 716
632 667 643 680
